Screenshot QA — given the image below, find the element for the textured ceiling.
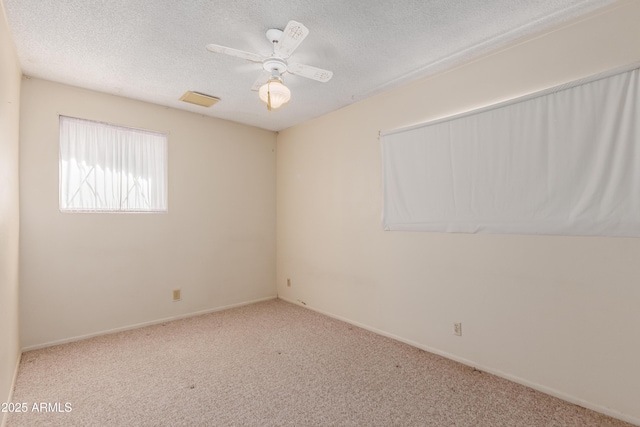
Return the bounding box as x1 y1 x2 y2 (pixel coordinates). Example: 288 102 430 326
3 0 616 131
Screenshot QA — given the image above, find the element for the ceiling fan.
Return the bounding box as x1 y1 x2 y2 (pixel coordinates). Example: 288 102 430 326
206 20 333 111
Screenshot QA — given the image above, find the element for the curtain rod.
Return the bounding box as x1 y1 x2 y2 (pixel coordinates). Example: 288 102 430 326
380 61 640 138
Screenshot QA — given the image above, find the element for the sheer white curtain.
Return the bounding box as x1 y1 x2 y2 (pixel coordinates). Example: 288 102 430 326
59 116 167 212
381 64 640 236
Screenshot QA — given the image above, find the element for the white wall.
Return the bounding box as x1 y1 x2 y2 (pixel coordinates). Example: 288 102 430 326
277 1 640 423
19 79 277 349
0 1 21 425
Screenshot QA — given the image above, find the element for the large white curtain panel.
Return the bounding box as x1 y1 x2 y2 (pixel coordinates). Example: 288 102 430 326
59 116 167 212
381 65 640 236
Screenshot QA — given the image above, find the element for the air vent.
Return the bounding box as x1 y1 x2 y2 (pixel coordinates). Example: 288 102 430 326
179 91 220 107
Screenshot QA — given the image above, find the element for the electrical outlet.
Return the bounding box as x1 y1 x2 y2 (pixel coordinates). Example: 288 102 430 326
453 323 462 336
287 278 291 287
173 289 181 301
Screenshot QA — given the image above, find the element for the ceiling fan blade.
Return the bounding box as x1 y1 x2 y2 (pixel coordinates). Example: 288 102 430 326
287 63 333 82
251 72 271 91
206 44 264 63
274 21 309 58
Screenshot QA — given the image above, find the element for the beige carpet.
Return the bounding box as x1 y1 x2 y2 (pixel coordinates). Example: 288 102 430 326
7 299 633 426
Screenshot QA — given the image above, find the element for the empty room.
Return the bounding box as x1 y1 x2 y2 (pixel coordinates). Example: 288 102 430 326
1 0 639 426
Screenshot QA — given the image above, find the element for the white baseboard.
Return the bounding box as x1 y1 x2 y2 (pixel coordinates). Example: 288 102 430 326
22 295 277 352
278 296 640 427
1 351 22 427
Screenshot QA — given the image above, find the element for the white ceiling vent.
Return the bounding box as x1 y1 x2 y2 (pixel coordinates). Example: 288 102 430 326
179 91 220 107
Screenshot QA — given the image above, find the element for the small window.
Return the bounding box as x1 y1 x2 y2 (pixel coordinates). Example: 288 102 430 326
59 116 167 212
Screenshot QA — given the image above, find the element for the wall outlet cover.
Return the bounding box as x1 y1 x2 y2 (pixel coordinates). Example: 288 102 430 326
454 323 462 336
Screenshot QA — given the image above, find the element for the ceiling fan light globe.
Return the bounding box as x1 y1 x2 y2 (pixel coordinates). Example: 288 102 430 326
259 79 291 109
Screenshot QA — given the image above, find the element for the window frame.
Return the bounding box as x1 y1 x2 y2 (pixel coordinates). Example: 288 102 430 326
59 115 168 213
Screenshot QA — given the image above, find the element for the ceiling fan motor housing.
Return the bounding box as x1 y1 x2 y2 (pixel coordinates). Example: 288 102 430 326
263 58 287 75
